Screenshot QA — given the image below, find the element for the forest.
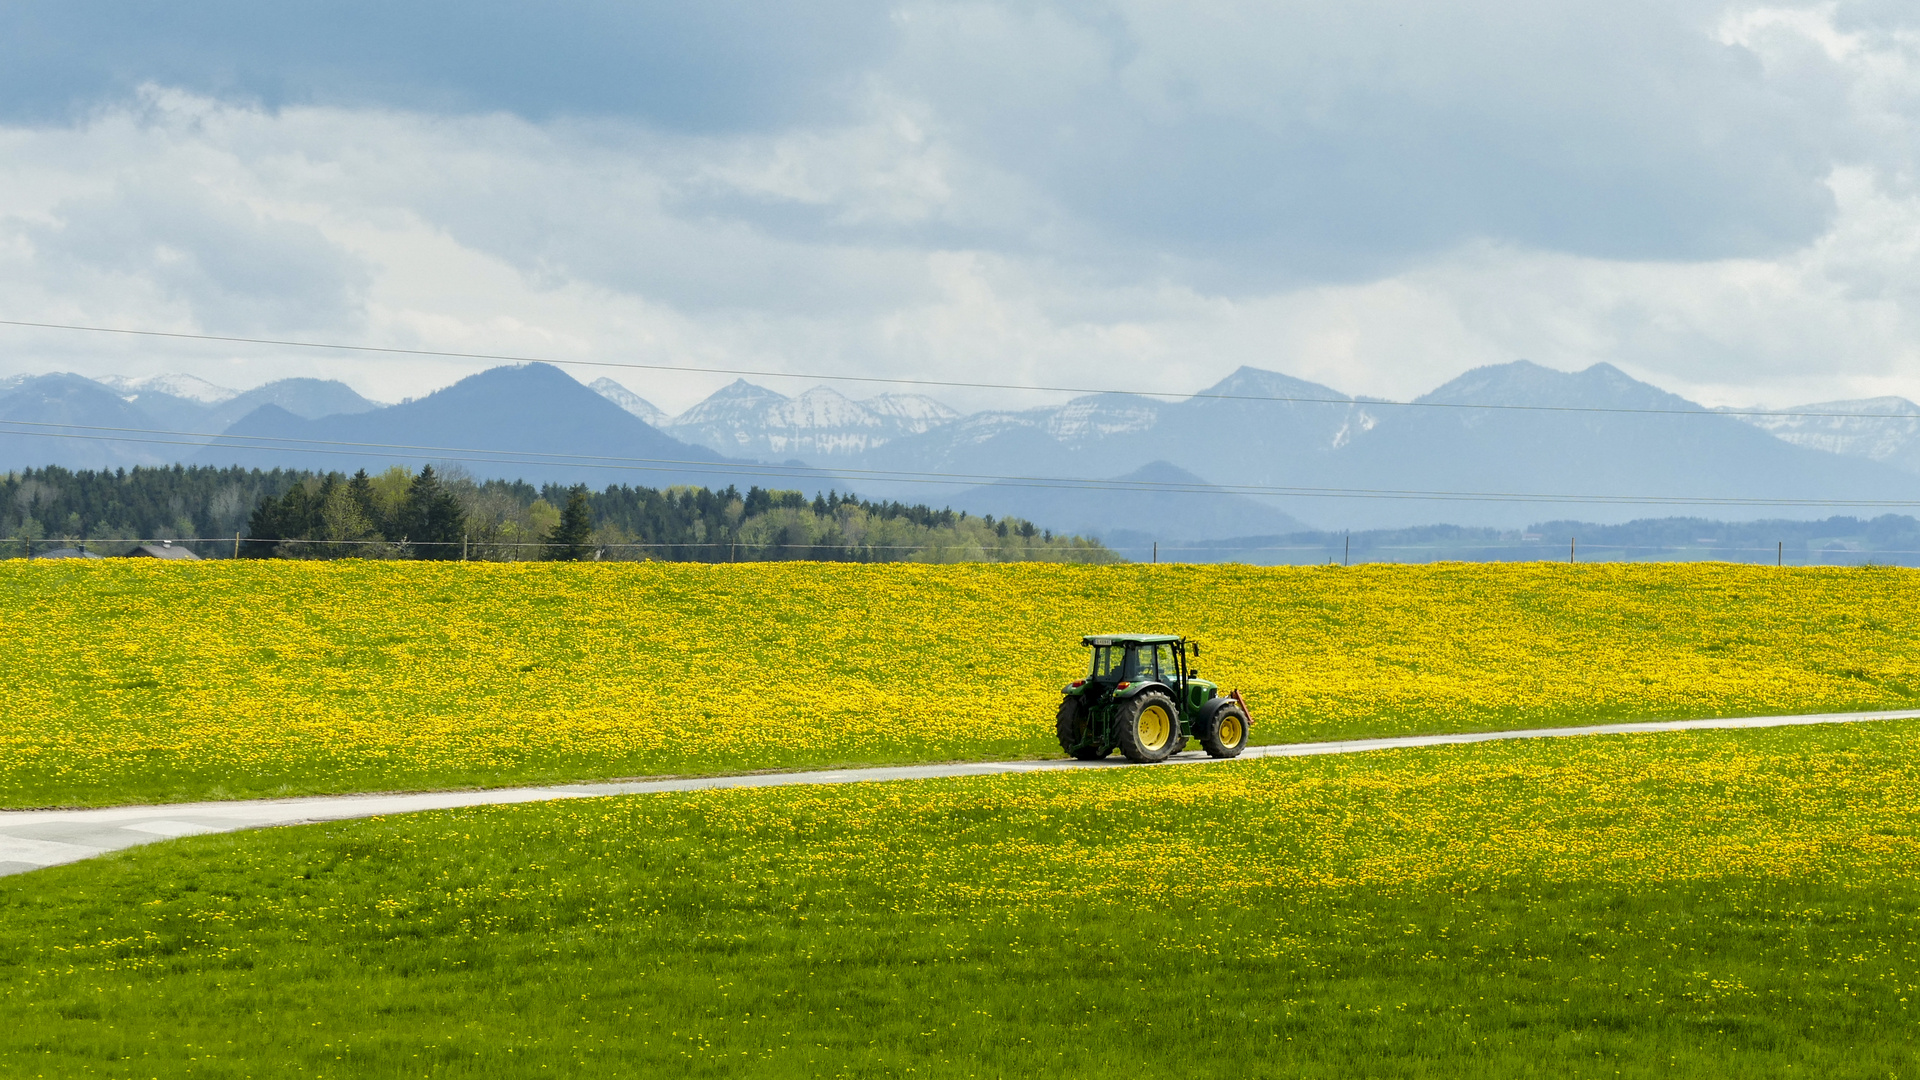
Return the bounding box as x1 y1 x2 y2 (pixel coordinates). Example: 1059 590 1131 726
1 465 1114 563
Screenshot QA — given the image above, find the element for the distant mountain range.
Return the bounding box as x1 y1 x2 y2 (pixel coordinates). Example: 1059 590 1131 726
1724 397 1920 474
593 376 958 460
193 364 767 489
10 359 1920 543
0 372 382 473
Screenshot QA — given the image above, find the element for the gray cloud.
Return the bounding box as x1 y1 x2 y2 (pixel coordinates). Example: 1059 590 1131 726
0 1 893 132
0 0 1888 286
18 178 371 333
882 1 1854 281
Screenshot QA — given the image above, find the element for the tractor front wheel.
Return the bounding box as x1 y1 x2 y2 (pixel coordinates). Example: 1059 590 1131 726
1198 702 1250 759
1114 691 1180 764
1056 697 1107 760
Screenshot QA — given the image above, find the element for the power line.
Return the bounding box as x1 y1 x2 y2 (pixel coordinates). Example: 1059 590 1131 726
23 530 1910 555
18 536 1101 554
9 416 1920 508
3 317 1916 420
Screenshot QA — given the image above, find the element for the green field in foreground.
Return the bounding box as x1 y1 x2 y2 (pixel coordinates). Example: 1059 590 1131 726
6 560 1920 808
4 721 1920 1077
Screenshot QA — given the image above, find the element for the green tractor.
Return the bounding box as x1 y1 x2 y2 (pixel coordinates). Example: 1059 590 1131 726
1056 634 1252 763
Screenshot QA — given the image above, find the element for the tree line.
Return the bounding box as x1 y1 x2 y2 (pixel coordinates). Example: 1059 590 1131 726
1172 514 1920 566
3 465 1114 563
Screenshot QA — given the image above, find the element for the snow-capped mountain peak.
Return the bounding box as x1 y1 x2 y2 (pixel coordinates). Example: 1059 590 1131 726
1044 394 1163 443
777 386 882 430
99 373 240 404
862 393 960 429
663 380 961 459
588 377 668 427
1728 396 1920 471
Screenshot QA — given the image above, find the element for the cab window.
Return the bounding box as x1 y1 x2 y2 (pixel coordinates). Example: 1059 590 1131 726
1153 643 1177 681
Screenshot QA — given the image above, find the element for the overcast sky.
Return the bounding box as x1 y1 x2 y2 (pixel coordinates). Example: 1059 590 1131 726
1 1 1917 413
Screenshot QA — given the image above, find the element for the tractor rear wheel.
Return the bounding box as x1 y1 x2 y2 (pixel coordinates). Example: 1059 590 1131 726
1056 697 1106 760
1199 702 1250 759
1114 691 1180 764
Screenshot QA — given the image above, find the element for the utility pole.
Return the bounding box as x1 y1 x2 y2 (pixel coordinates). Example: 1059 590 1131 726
1778 541 1782 567
1344 534 1350 567
1152 541 1157 565
1571 537 1576 564
233 532 240 559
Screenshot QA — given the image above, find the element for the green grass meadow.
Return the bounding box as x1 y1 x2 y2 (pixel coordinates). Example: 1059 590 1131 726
5 721 1920 1077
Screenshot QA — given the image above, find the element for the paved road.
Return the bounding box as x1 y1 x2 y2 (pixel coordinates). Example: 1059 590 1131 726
6 707 1918 879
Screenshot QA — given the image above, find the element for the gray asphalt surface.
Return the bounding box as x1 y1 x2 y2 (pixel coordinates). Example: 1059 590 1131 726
5 707 1917 879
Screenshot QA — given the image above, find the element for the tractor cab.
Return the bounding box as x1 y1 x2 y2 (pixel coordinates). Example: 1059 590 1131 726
1083 635 1179 687
1058 634 1251 764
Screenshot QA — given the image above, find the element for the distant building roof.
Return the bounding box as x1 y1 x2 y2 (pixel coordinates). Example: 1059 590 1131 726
34 548 103 560
126 543 202 561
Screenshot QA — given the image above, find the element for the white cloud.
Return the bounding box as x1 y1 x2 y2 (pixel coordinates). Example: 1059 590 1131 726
0 2 1919 417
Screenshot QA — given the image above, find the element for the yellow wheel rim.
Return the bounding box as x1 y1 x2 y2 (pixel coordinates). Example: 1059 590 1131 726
1219 715 1244 747
1139 703 1172 752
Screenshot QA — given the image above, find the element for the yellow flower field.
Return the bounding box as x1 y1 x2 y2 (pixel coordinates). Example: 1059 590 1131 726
2 559 1917 806
427 717 1920 926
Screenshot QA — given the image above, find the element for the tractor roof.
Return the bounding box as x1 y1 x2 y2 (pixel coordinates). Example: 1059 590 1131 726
1081 633 1182 646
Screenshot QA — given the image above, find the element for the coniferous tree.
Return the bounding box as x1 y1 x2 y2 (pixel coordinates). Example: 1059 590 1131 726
546 486 595 560
243 493 285 558
254 480 326 557
346 470 379 529
321 478 380 556
398 465 467 560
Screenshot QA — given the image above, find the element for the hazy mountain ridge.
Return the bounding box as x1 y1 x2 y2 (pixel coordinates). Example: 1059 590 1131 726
821 360 1920 533
12 360 1920 544
0 374 178 471
949 461 1308 548
0 371 387 471
1724 397 1920 474
191 364 755 489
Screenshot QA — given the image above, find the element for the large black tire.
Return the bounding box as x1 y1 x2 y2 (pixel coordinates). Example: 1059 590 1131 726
1114 691 1180 764
1166 686 1196 756
1198 701 1250 759
1056 697 1106 760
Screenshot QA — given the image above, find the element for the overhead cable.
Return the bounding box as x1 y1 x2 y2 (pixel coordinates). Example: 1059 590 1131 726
7 417 1920 508
3 317 1916 421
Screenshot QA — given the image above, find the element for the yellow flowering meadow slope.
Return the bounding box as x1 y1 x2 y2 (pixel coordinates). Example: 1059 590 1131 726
3 559 1917 806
